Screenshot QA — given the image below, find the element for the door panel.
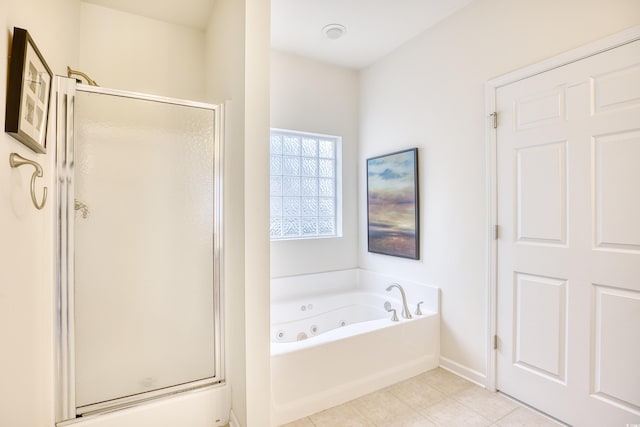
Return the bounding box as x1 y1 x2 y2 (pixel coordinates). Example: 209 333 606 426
594 130 640 250
593 286 640 409
513 273 567 383
496 39 640 426
515 141 567 244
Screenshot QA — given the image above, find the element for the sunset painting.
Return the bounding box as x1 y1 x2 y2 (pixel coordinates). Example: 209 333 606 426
367 148 419 259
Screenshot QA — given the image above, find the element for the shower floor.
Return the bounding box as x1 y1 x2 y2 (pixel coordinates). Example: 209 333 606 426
279 368 564 427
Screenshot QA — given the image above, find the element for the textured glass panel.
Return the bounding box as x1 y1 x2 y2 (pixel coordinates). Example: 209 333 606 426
319 178 335 197
284 197 301 216
283 177 301 196
319 159 334 178
301 177 318 196
270 218 282 238
270 130 340 240
270 197 283 216
283 156 300 176
270 134 282 154
301 197 318 216
302 218 318 236
270 176 282 196
74 91 216 407
270 155 282 175
319 217 335 235
319 140 334 158
319 198 335 216
283 217 301 237
302 158 317 177
283 135 300 155
302 138 318 157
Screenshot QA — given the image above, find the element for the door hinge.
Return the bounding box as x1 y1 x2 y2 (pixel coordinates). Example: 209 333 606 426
490 112 498 129
493 224 499 240
493 334 498 350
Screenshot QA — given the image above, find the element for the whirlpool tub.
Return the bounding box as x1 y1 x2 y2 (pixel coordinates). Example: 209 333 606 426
270 269 440 426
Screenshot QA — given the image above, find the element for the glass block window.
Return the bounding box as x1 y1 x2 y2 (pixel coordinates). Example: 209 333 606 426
270 129 341 240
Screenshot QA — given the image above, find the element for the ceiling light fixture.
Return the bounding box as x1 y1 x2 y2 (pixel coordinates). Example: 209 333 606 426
322 24 346 40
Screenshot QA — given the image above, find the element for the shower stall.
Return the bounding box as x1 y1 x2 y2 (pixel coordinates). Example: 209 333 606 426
54 77 226 424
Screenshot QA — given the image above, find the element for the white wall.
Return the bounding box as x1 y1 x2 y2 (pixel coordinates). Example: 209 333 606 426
78 2 206 101
359 0 640 383
0 2 79 426
206 0 272 425
243 2 271 424
205 2 248 424
270 51 359 278
1 1 270 426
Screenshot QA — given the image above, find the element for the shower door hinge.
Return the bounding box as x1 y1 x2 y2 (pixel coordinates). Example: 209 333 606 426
493 224 499 240
490 112 498 129
493 335 498 350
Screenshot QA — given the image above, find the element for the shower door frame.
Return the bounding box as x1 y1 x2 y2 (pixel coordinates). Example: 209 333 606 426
54 77 225 423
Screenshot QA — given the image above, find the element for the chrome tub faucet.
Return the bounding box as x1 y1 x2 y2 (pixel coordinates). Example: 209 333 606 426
385 283 412 319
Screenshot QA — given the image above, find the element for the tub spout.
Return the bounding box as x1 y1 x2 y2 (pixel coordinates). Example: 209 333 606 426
385 283 412 319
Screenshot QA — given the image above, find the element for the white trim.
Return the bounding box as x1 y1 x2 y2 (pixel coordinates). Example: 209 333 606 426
484 25 640 391
439 357 487 388
76 84 219 110
484 81 498 392
228 409 240 427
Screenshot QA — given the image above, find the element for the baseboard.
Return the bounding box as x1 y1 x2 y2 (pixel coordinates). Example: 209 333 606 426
228 410 240 427
439 356 487 387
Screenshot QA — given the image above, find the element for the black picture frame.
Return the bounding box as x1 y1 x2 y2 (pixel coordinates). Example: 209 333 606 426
367 148 420 260
5 27 53 154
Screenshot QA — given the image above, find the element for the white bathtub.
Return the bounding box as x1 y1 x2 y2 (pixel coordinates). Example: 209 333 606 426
271 291 390 349
270 269 440 426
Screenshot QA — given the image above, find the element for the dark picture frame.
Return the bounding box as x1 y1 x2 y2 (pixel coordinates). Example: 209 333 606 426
367 148 420 259
5 27 53 154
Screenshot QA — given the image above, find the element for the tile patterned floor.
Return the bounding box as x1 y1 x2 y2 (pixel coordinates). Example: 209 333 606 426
279 368 563 427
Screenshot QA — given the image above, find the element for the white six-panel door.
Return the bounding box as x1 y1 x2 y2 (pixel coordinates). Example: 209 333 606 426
495 39 640 426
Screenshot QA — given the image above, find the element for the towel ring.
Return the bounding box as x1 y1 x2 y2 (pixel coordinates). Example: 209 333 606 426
9 152 48 210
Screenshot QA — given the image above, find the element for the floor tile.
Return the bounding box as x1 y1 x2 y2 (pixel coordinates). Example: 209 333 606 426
281 368 562 427
278 417 315 427
452 386 519 421
386 376 446 410
378 412 439 427
309 402 374 427
494 406 563 426
417 368 474 395
421 397 492 427
349 389 412 424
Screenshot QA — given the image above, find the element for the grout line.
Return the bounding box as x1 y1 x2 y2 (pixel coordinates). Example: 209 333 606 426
436 366 568 426
285 367 569 427
346 398 377 425
498 391 570 426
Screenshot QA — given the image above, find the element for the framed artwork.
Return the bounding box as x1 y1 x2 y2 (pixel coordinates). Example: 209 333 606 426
5 27 53 154
367 148 420 259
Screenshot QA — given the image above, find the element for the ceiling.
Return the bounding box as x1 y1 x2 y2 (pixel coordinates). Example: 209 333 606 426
82 0 215 30
82 0 474 69
271 0 474 69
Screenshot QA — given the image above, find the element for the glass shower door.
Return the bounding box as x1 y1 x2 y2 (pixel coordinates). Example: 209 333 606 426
65 86 222 416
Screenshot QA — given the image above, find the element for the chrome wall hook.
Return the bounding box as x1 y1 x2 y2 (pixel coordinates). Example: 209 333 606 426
75 199 90 218
9 152 48 210
67 66 99 86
